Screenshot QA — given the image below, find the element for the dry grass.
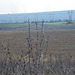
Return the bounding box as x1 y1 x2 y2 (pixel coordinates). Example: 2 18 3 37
0 30 75 60
0 30 75 75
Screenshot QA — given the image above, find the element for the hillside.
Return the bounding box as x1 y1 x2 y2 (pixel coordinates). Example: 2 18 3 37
0 10 75 23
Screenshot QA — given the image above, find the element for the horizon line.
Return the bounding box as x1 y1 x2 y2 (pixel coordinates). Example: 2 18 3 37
0 9 74 15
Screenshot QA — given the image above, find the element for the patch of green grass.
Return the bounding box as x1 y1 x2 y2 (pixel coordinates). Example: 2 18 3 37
0 23 28 27
43 22 67 25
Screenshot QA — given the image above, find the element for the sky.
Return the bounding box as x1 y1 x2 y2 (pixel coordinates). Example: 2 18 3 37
0 0 75 14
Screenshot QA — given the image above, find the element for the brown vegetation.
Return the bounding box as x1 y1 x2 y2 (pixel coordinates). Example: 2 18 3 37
0 29 75 75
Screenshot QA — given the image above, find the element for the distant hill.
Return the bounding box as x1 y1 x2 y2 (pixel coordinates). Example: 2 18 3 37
0 10 75 23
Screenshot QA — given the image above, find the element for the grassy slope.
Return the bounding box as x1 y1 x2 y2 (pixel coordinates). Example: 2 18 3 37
0 22 75 31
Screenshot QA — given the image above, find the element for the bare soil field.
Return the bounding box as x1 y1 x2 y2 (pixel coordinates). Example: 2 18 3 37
0 30 75 75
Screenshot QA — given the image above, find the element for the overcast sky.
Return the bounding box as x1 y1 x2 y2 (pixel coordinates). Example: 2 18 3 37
0 0 75 14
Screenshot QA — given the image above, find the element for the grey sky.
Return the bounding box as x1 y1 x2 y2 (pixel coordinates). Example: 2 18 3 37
0 0 75 14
